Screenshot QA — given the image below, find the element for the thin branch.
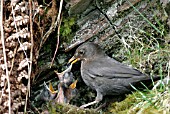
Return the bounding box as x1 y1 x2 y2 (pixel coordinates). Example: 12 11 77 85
57 0 63 23
40 0 63 49
50 0 64 67
50 19 62 67
11 0 31 113
28 0 33 98
12 2 31 112
9 46 18 76
25 0 34 112
167 60 170 85
0 46 17 106
1 0 11 113
36 0 64 65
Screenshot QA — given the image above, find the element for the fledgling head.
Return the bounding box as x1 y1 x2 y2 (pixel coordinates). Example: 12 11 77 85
38 82 57 102
61 72 74 88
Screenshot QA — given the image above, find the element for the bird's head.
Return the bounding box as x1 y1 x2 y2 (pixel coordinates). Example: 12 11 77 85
68 42 105 64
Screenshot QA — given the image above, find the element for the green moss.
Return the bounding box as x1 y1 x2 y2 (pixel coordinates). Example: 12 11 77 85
60 17 78 42
107 94 138 114
47 102 100 114
141 106 163 114
106 91 165 114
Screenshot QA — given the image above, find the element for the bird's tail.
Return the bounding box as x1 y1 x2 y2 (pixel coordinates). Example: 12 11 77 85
131 76 161 90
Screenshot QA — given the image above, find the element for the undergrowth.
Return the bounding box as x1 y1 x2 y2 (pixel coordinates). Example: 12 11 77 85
107 1 170 113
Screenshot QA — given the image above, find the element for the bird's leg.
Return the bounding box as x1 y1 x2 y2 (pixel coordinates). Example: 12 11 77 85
80 91 103 108
80 100 99 108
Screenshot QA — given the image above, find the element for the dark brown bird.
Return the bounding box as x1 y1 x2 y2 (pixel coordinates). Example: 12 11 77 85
69 42 160 108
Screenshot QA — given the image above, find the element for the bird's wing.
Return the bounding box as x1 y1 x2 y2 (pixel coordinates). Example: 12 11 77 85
85 57 145 79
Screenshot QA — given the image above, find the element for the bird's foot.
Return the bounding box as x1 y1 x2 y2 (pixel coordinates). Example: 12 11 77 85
80 100 99 108
95 102 107 111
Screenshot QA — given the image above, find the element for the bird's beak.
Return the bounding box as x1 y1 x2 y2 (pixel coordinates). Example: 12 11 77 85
49 82 58 94
68 56 80 64
69 79 78 89
44 82 58 94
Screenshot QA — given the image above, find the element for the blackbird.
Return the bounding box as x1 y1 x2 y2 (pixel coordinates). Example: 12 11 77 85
68 42 160 108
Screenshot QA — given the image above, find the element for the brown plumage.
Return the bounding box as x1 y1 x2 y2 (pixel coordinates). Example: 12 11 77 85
69 42 160 108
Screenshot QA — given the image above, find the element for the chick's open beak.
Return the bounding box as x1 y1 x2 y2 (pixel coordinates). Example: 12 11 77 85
68 56 80 64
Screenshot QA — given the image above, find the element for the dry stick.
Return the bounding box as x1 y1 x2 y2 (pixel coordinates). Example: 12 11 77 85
28 0 34 98
25 0 34 112
40 0 64 49
0 0 11 113
167 60 170 85
0 46 17 105
38 0 64 64
50 19 62 67
11 0 30 112
11 0 31 84
56 0 63 24
11 2 30 113
50 0 63 67
8 46 17 76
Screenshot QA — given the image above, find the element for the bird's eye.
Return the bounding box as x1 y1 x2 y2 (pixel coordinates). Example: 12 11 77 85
79 50 84 55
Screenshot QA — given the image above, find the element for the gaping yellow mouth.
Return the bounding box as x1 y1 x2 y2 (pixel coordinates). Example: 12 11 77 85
68 56 80 64
69 79 78 89
49 82 58 94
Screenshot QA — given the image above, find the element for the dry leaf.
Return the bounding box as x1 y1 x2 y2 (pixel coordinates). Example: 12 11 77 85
17 58 29 71
18 70 28 82
7 51 14 58
17 42 32 52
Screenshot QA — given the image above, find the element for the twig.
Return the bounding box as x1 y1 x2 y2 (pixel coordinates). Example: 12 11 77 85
29 0 34 98
167 60 170 85
25 0 34 112
50 19 62 67
9 46 18 76
1 0 11 113
50 0 63 68
40 0 63 49
0 46 17 107
56 0 63 24
95 0 122 39
49 0 64 67
11 1 31 112
36 0 64 64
